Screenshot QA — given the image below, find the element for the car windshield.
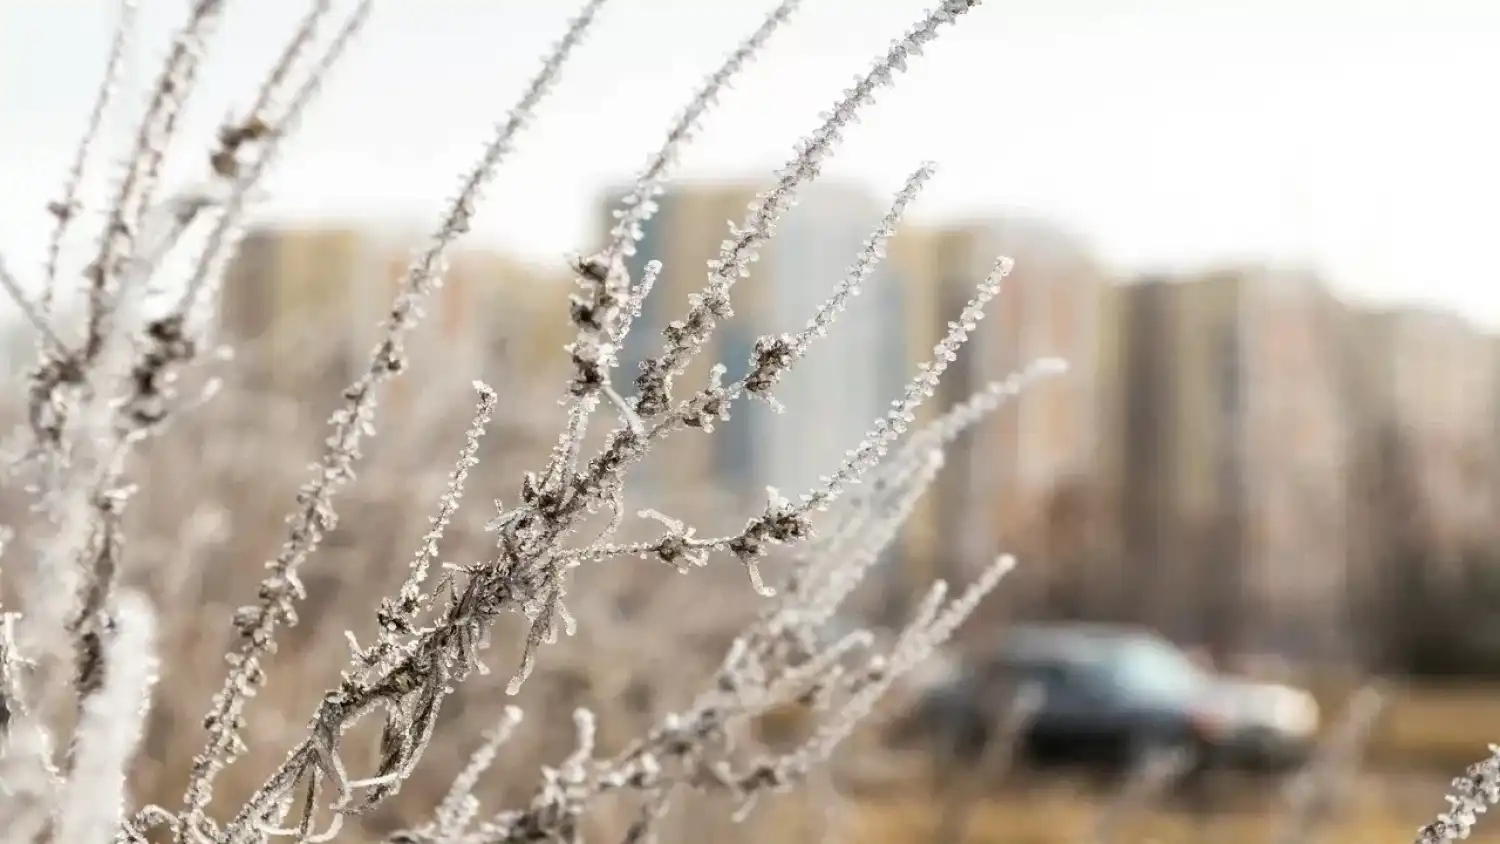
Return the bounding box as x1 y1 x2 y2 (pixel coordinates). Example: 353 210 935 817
1108 638 1206 702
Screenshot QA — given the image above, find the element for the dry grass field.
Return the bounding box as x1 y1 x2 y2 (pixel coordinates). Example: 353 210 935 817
840 790 1490 844
1358 682 1500 769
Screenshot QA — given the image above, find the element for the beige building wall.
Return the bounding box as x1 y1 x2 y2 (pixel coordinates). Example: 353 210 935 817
1095 267 1353 656
219 225 367 396
1353 307 1500 555
1237 270 1353 658
218 224 491 429
1095 273 1241 641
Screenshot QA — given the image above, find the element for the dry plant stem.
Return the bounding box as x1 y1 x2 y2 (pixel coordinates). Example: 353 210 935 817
1415 745 1500 842
669 260 1003 595
51 592 157 844
369 382 500 664
757 558 1016 784
584 257 1012 594
564 0 804 344
567 0 805 390
571 177 1015 577
111 0 336 329
1275 683 1385 844
441 557 1015 844
1089 745 1195 844
85 0 367 482
0 257 68 355
906 358 1067 451
16 0 1500 837
231 0 334 156
563 361 1055 781
42 0 139 313
235 29 989 814
425 707 525 841
102 0 345 400
630 0 984 420
19 405 132 677
14 0 229 687
737 162 937 407
174 0 367 322
11 5 362 801
0 612 63 841
802 257 1007 511
182 1 613 832
453 374 1034 843
558 0 802 492
101 0 344 332
556 157 936 573
931 683 1043 844
783 449 949 626
625 452 947 776
14 8 371 777
12 446 133 827
617 787 675 844
20 270 176 711
84 0 227 361
783 360 1063 581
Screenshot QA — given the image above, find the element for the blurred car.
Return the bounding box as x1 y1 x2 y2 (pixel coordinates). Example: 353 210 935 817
899 623 1319 777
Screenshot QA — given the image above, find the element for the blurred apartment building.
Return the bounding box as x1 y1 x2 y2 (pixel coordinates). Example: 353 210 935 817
1341 306 1500 574
922 219 1107 612
597 181 913 526
1095 267 1353 661
218 224 571 436
595 186 1107 619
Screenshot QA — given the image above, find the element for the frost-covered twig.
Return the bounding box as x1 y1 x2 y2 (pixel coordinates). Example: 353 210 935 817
1276 683 1385 844
183 4 612 832
1415 744 1500 843
53 592 158 844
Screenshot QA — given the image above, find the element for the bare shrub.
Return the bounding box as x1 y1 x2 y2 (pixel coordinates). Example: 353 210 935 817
0 1 1087 842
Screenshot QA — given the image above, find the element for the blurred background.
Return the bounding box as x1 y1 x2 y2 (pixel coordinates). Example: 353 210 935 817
4 0 1500 841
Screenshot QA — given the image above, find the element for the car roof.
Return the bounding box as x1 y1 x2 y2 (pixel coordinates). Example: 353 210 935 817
985 623 1168 665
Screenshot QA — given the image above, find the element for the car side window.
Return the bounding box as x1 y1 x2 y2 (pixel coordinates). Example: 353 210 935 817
1108 639 1205 704
1014 661 1106 710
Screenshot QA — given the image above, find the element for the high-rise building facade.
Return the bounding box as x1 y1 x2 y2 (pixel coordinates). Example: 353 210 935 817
1237 270 1353 659
1343 307 1500 561
1095 267 1352 659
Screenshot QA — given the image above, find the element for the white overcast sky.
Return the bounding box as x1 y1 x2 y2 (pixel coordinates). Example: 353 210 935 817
3 1 1500 325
